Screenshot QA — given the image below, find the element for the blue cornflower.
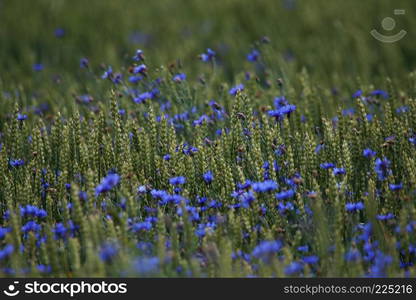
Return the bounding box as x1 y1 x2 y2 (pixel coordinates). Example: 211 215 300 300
33 63 43 72
80 57 89 68
345 249 361 262
409 137 416 145
199 48 216 62
342 108 355 116
389 183 403 191
297 245 309 252
169 176 186 185
163 154 171 161
133 92 153 104
284 261 304 275
396 106 409 114
132 49 144 61
150 189 168 199
320 162 335 169
20 205 47 218
203 171 213 184
275 189 295 200
53 223 67 240
368 251 392 277
36 264 52 274
252 180 278 193
9 159 24 168
247 49 260 62
129 75 143 83
77 94 93 103
134 257 159 275
376 213 394 221
345 202 364 213
0 227 11 240
0 245 14 260
277 201 295 214
315 144 324 154
95 173 120 195
131 221 152 232
54 28 65 38
268 104 296 119
173 73 186 82
229 84 244 96
252 240 283 262
352 90 363 98
17 113 27 121
374 157 392 181
112 73 123 84
274 96 289 108
370 90 389 99
133 64 147 74
101 66 113 79
195 223 216 238
21 221 41 234
333 167 346 175
99 243 118 262
302 255 319 264
363 148 376 158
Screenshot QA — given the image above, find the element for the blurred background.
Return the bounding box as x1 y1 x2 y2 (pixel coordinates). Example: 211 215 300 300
0 0 415 88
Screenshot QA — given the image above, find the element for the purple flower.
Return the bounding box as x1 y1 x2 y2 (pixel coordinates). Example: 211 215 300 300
33 63 43 72
252 180 278 193
101 66 113 79
169 176 186 185
53 223 67 240
376 213 394 221
9 159 25 168
320 162 335 169
132 49 144 61
173 73 186 82
275 189 295 200
99 243 118 262
370 90 389 99
133 64 147 75
352 90 363 98
131 221 152 232
95 173 121 195
302 255 319 264
389 183 403 191
133 92 153 104
284 262 304 275
277 201 295 214
54 28 65 38
17 113 27 121
374 157 391 181
333 167 346 175
80 57 89 68
252 240 283 262
229 84 244 96
247 49 260 62
203 171 213 184
345 249 361 262
363 148 376 158
199 48 216 62
0 245 14 260
268 104 296 119
345 202 364 213
134 257 159 275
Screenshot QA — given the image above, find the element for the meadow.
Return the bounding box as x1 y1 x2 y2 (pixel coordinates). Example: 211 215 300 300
0 0 416 277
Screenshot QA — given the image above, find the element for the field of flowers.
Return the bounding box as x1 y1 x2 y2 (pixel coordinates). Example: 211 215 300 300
1 0 416 278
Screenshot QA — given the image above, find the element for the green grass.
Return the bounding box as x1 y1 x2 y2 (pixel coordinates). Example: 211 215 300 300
0 0 415 277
